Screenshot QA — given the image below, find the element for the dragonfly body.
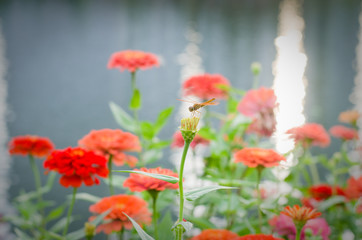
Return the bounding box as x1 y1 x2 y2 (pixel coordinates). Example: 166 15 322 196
177 98 218 115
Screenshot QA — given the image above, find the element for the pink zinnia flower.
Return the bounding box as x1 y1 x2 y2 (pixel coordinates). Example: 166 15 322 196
107 50 159 73
78 129 141 167
329 125 358 141
171 131 209 149
286 123 330 148
182 74 230 99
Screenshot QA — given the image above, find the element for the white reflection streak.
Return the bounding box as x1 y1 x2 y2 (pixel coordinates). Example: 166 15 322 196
273 0 307 158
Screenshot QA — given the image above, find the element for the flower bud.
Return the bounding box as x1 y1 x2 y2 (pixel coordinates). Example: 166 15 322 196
251 62 262 76
84 222 96 238
180 117 200 142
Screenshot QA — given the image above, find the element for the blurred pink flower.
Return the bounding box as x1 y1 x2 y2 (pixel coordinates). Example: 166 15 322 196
286 123 330 148
107 50 159 73
182 74 230 99
345 176 362 200
171 131 209 149
329 125 358 141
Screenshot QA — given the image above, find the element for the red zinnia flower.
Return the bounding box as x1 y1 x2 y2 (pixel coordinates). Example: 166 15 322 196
286 123 330 148
44 147 108 188
89 194 151 234
78 129 141 167
190 229 239 240
234 148 285 168
107 50 159 73
345 176 362 200
123 167 179 192
339 110 359 125
182 74 230 99
238 234 283 240
309 184 345 201
8 135 54 158
171 131 209 149
329 125 359 141
281 205 321 223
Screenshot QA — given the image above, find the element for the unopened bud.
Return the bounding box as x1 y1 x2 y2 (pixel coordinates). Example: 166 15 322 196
251 62 262 76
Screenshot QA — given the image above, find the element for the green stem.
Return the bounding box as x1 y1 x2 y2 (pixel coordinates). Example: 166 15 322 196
63 187 77 236
294 222 304 240
253 75 259 89
149 190 160 240
29 154 43 203
256 166 263 233
108 155 114 195
176 140 191 240
308 160 320 184
118 229 124 240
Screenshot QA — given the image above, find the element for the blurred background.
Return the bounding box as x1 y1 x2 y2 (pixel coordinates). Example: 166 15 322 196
0 0 361 237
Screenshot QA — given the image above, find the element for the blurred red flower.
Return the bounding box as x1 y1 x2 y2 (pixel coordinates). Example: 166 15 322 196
182 74 230 99
171 131 209 149
107 50 159 73
89 194 151 234
329 125 359 141
281 205 321 223
237 87 277 137
238 234 283 240
8 135 54 158
338 110 359 125
123 167 179 192
286 123 330 148
345 176 362 200
78 129 141 167
190 229 239 240
44 147 108 188
309 184 345 201
234 148 285 168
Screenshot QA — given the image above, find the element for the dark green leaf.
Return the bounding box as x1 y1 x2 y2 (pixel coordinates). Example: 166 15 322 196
185 185 236 201
130 88 142 110
140 121 155 140
114 170 179 184
154 107 174 134
109 101 137 132
198 127 217 140
124 213 154 240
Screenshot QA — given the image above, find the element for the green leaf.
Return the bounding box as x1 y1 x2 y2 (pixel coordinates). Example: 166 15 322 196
114 170 179 184
154 107 174 134
227 97 239 114
141 121 155 140
14 228 32 240
186 216 216 230
50 216 72 233
198 127 217 140
46 205 66 222
184 185 236 201
318 196 346 211
149 139 172 149
158 211 174 240
130 88 142 110
75 193 101 203
109 101 137 132
143 149 163 164
124 213 154 240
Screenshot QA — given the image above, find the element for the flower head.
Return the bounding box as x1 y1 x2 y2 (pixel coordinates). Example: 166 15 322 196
171 131 209 149
238 234 283 240
251 62 262 76
234 148 285 168
78 129 141 167
345 176 362 200
123 167 178 192
190 229 239 240
329 125 359 141
281 205 321 223
107 50 159 73
44 147 108 188
339 110 359 125
8 135 54 158
89 194 151 234
182 74 230 99
309 184 345 201
286 123 330 148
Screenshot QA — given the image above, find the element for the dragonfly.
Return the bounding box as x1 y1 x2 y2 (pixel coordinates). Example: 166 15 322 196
177 98 219 115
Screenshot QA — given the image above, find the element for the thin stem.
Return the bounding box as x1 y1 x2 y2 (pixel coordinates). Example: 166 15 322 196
149 190 160 240
108 155 114 195
294 222 304 240
63 187 77 236
29 154 43 203
118 228 124 240
176 140 191 240
253 75 259 89
308 156 320 184
256 166 263 233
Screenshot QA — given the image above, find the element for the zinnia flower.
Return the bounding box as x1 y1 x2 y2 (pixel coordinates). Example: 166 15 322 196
78 129 141 167
171 131 209 149
123 167 179 192
8 135 54 158
345 176 362 200
89 194 151 234
329 125 359 141
182 74 230 99
281 205 321 223
339 110 359 125
234 148 285 168
238 234 283 240
190 229 239 240
286 123 330 148
309 184 345 201
44 147 108 188
107 50 159 72
237 87 278 137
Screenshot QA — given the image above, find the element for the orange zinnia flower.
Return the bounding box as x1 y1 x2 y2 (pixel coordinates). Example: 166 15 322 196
338 110 359 125
286 123 330 148
182 74 230 99
89 194 151 234
238 234 283 240
123 167 179 192
329 125 359 141
107 50 159 73
190 229 239 240
281 205 321 223
345 176 362 200
234 148 285 168
78 129 141 167
8 135 54 158
44 147 108 188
